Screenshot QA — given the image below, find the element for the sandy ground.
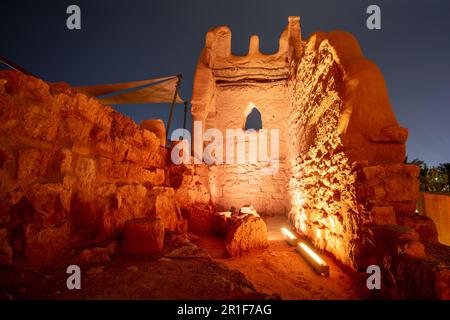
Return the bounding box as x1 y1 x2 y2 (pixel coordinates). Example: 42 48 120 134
197 216 368 300
0 240 268 300
0 216 369 300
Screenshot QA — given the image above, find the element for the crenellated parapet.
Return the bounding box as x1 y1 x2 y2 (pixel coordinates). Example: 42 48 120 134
191 16 304 119
207 16 303 83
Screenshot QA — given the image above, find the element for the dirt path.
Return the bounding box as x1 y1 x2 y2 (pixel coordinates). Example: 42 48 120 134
0 216 369 300
198 216 368 300
0 240 269 300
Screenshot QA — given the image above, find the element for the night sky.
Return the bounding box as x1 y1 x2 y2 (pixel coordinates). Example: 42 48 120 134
1 0 449 166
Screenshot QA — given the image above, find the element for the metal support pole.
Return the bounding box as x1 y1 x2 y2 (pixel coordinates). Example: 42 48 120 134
183 101 188 131
0 55 37 78
166 74 182 146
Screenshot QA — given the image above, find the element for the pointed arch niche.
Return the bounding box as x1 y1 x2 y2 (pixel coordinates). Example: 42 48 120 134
244 102 263 131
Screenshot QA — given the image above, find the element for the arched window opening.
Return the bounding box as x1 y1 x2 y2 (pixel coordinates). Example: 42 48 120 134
244 107 262 131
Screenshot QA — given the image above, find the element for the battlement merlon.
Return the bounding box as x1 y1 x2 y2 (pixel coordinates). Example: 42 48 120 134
191 17 304 119
205 16 303 67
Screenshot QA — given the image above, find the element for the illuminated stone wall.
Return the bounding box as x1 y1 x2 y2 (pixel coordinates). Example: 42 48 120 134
206 84 291 215
287 34 360 266
190 17 304 215
191 18 435 274
287 31 422 269
189 19 450 297
0 71 182 267
192 17 436 269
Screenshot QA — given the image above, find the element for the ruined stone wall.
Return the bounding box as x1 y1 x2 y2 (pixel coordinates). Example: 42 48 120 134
0 71 181 267
190 17 303 215
190 21 448 294
206 83 291 215
287 31 422 270
167 162 214 232
287 32 361 267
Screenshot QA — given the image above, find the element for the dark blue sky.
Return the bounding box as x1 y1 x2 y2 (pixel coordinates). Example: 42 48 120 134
1 0 449 165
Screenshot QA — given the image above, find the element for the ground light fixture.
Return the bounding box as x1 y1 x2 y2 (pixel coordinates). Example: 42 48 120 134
281 227 297 246
297 242 330 277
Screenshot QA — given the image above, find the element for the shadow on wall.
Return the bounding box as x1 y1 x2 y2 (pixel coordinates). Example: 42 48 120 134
418 192 450 245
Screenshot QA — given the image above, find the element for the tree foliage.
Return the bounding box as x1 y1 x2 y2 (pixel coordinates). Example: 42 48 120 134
405 157 449 192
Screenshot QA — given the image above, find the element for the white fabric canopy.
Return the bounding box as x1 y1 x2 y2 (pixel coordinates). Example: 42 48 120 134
75 76 184 105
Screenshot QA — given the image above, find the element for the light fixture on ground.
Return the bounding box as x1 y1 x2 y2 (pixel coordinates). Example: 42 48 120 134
280 227 297 246
297 242 329 276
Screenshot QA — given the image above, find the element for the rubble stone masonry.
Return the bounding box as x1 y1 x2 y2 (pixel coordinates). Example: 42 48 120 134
0 70 181 267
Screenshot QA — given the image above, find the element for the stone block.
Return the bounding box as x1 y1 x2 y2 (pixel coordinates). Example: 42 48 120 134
74 156 96 193
400 215 438 243
17 148 49 180
122 218 164 254
372 206 396 225
141 119 166 147
225 216 269 257
154 168 165 185
151 187 183 232
24 222 71 267
362 165 385 181
384 177 419 202
186 204 215 234
370 126 408 144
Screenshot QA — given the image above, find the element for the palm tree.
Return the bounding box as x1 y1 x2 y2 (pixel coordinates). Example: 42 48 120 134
438 163 450 190
405 156 424 166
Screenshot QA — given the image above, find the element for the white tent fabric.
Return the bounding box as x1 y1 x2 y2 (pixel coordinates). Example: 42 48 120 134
75 76 184 105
